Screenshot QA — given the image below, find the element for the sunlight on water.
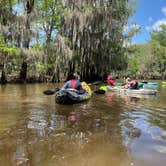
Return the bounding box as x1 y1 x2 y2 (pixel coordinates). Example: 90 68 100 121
0 83 165 166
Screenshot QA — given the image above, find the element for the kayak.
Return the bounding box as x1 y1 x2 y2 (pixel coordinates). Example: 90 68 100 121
115 82 124 86
115 82 158 88
146 82 158 85
138 82 158 88
55 82 92 104
162 81 166 85
107 86 157 95
143 84 158 89
138 82 144 88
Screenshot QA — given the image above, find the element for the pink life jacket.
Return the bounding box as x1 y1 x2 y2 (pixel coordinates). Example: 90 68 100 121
107 76 115 86
71 79 76 89
108 79 115 86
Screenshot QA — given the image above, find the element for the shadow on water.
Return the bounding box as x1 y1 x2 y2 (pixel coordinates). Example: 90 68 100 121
0 83 165 166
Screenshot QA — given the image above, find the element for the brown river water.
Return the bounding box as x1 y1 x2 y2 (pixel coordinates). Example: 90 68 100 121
0 82 165 166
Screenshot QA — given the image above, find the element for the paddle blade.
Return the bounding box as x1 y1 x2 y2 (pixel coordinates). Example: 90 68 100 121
94 89 106 94
93 80 103 85
43 88 60 95
43 89 55 95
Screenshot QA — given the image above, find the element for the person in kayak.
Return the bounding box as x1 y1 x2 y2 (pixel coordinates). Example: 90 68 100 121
125 77 131 84
124 78 138 89
107 75 115 86
62 73 85 92
129 79 139 89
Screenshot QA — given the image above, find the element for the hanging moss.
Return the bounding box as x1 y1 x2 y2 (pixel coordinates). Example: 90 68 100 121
54 0 131 81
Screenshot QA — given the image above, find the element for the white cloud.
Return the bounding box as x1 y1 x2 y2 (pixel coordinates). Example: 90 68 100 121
145 19 166 31
152 19 166 31
162 7 166 16
145 6 166 32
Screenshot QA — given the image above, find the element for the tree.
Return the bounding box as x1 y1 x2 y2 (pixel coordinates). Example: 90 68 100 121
34 0 62 80
150 24 166 47
55 0 132 81
150 24 166 79
35 0 61 44
0 36 20 83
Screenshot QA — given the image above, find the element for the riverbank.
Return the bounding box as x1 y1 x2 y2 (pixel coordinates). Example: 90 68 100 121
0 75 165 84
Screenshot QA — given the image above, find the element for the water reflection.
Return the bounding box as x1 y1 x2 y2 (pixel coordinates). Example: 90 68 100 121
0 83 165 166
0 104 130 165
121 104 166 165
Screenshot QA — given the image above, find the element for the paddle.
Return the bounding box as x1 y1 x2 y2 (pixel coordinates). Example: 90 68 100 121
43 81 105 95
43 88 60 95
94 89 106 94
92 80 103 85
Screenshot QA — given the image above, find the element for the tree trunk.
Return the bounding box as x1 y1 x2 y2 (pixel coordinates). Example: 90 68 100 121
19 61 27 80
19 0 34 81
1 70 7 84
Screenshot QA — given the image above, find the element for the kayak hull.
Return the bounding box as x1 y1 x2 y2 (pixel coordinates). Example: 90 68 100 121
107 86 157 95
138 82 158 88
55 89 91 104
143 84 158 89
55 82 92 104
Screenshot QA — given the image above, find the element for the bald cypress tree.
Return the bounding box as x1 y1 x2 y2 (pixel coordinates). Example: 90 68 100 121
55 0 131 81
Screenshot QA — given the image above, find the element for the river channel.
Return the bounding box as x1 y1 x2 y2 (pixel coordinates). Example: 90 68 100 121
0 82 165 166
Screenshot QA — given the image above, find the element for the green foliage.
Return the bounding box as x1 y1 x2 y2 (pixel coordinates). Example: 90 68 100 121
4 0 165 81
35 61 46 73
55 0 133 81
36 0 62 30
150 25 166 78
128 54 139 75
150 24 166 47
126 24 166 79
0 35 20 78
0 36 20 57
32 44 44 51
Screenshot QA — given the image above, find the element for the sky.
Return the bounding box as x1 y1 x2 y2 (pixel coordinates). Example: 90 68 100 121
131 0 166 43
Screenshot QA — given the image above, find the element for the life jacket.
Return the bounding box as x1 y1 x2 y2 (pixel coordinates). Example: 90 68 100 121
107 75 115 86
71 79 76 89
107 78 115 86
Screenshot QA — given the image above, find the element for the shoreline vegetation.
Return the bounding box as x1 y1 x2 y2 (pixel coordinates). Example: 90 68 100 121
0 74 164 85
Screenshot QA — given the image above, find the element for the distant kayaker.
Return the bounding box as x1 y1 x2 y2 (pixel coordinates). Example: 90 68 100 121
62 73 85 92
107 75 115 86
125 77 131 84
123 77 138 89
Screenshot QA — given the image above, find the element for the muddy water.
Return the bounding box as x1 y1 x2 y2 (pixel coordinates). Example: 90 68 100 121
0 83 165 166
